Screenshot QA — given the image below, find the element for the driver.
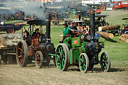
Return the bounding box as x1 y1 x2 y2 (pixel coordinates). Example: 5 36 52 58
61 23 75 42
32 28 40 39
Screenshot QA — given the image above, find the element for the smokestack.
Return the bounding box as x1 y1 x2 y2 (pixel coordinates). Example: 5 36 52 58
90 10 95 38
46 13 51 42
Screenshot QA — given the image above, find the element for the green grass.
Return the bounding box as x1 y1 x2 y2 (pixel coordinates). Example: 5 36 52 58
51 25 128 63
99 36 128 61
4 10 128 65
102 11 128 26
51 26 63 47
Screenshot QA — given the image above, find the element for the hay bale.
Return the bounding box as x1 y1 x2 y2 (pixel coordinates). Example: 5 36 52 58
1 33 23 47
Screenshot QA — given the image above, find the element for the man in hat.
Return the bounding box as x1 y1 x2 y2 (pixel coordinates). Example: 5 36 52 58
61 23 75 42
63 23 71 36
32 28 40 39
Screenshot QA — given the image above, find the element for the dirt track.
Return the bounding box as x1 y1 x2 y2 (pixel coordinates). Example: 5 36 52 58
0 61 128 85
0 10 128 85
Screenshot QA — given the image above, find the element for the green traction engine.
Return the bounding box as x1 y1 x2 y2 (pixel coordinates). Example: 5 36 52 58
55 10 111 73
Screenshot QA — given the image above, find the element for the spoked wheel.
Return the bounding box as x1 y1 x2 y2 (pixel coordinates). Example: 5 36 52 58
35 51 44 68
14 11 22 20
63 43 70 66
6 29 15 33
1 13 9 21
100 52 111 72
55 43 69 71
79 53 89 73
16 40 28 67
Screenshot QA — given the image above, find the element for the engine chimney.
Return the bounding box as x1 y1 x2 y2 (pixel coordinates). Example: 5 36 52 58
90 10 95 38
46 14 51 42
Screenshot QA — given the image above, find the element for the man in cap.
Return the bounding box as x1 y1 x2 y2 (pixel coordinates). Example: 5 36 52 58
61 23 75 42
32 28 40 39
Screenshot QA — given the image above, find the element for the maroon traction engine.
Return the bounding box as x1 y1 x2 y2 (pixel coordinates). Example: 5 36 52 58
16 14 55 68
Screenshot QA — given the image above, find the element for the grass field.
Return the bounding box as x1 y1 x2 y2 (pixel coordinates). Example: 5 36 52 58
0 10 128 85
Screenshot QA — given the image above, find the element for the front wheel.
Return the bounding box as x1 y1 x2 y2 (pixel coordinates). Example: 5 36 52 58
35 51 44 68
79 53 89 73
100 52 111 72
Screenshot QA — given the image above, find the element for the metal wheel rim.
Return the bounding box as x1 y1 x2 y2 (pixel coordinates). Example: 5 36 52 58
17 43 25 66
100 52 111 72
1 13 8 21
35 51 43 68
15 12 22 19
35 53 41 68
56 45 65 70
101 54 108 70
79 53 89 73
9 29 14 33
79 55 86 71
16 41 28 67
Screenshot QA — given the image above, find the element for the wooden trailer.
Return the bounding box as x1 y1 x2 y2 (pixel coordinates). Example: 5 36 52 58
0 33 23 64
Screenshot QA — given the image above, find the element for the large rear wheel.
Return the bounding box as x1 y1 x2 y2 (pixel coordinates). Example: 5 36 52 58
55 43 69 71
79 53 89 73
100 52 111 72
35 51 44 68
63 43 70 65
16 40 28 67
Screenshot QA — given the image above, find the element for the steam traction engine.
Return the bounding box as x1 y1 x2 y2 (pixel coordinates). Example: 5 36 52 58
16 14 55 68
55 10 111 73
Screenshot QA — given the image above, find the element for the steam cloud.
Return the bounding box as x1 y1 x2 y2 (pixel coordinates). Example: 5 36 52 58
6 1 46 19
